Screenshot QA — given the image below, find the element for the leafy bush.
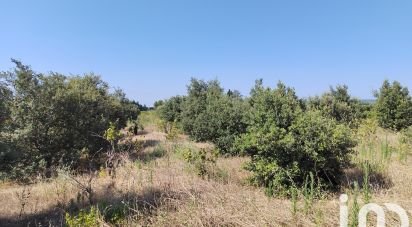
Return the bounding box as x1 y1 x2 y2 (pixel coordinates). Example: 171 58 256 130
0 75 14 176
181 147 218 178
400 126 412 145
356 117 379 142
153 100 164 109
288 111 355 189
374 80 412 131
105 122 122 147
307 85 364 127
165 122 180 141
204 93 249 154
0 60 140 179
180 78 222 139
161 78 248 154
66 206 101 227
236 81 355 195
0 79 11 130
96 202 128 225
158 96 185 123
66 203 129 226
178 145 230 182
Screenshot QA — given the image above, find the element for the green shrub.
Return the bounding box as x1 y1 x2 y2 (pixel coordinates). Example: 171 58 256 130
158 96 185 123
307 85 364 127
165 122 180 141
153 100 164 109
66 203 128 226
289 111 355 188
0 60 140 179
356 117 378 142
236 81 355 195
101 203 128 225
66 206 100 227
179 146 227 181
0 79 11 130
374 80 412 131
182 147 216 177
400 126 412 146
161 78 248 154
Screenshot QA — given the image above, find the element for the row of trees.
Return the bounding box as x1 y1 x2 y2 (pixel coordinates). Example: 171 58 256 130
0 60 141 180
158 78 412 194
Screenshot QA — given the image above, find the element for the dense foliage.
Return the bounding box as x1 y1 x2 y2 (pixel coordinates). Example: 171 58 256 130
0 81 11 129
374 80 412 131
158 79 400 194
159 78 249 154
153 100 164 109
235 81 355 194
307 85 364 127
0 60 140 179
0 79 12 172
158 96 185 123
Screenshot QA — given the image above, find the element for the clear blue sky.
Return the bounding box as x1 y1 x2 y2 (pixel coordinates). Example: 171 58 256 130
1 0 411 106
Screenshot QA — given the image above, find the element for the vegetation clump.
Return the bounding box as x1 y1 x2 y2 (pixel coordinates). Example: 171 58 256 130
159 78 248 154
374 80 412 131
307 85 365 127
235 81 356 195
66 207 101 227
0 60 141 180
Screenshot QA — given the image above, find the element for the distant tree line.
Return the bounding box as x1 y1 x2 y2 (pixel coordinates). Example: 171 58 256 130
158 77 412 194
0 60 142 180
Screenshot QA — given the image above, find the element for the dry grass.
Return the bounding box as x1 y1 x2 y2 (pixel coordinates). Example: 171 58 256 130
1 115 412 226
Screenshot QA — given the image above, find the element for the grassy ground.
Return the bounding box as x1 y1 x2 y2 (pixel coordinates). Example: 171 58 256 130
0 111 411 226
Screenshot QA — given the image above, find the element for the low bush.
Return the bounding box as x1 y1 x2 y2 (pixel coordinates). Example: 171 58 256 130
179 145 229 182
182 147 218 178
236 81 355 195
66 206 101 227
158 96 185 123
66 203 128 227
